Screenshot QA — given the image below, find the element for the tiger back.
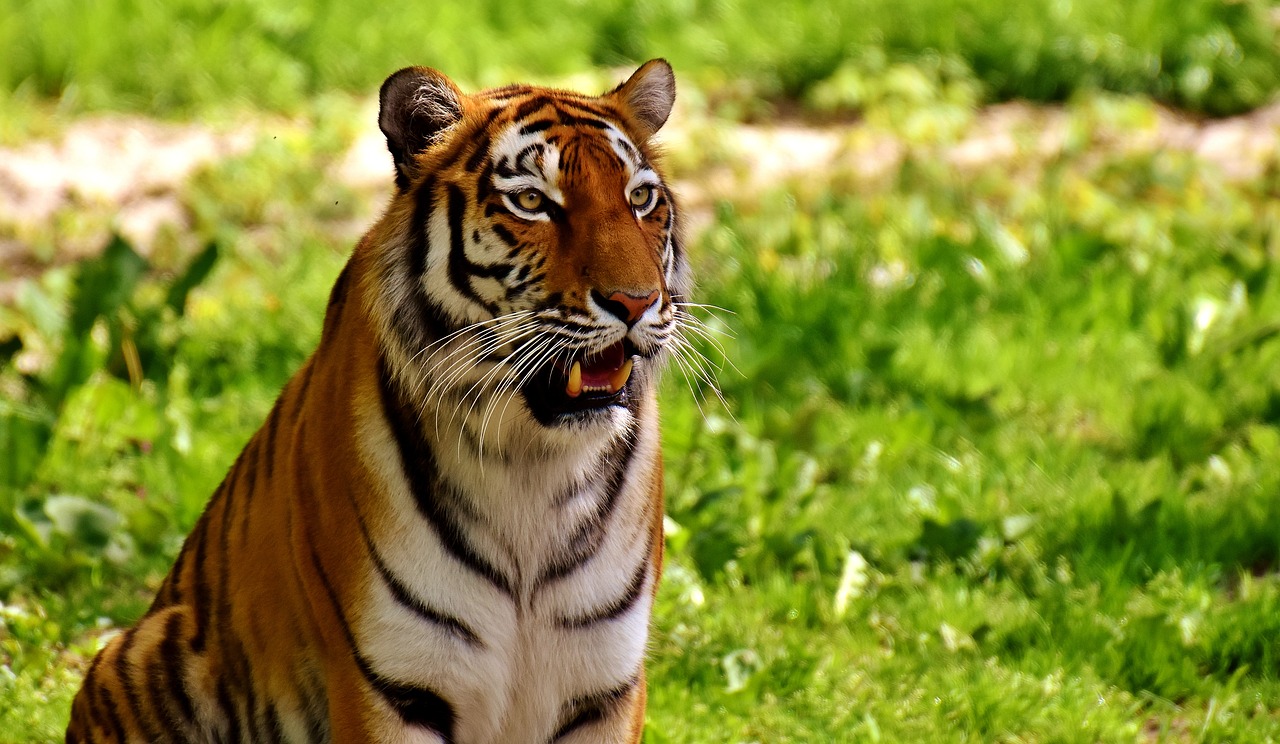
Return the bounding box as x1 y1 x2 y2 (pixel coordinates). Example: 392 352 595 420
65 59 690 744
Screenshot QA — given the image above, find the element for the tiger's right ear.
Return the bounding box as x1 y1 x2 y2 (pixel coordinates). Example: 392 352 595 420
379 67 465 190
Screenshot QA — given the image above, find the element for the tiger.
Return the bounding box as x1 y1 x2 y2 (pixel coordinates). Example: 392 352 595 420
65 58 690 744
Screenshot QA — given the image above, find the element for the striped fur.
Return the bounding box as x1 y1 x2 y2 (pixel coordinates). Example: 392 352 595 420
66 60 689 744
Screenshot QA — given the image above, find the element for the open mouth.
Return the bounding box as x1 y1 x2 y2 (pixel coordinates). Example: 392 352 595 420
522 340 638 421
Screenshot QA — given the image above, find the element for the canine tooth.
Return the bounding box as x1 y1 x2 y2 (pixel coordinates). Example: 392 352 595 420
609 359 634 393
567 361 582 398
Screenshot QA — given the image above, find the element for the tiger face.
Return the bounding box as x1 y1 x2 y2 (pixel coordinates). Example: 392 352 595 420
372 60 689 441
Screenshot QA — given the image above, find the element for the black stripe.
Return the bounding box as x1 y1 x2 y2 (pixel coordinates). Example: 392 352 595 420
378 359 515 597
474 160 496 204
392 179 456 354
216 678 243 744
556 113 611 130
291 360 314 419
366 535 486 647
557 557 650 628
410 178 436 279
260 395 284 483
115 627 167 742
223 634 255 742
490 222 518 248
513 95 552 121
157 612 197 724
488 83 533 98
513 142 543 171
187 512 214 653
239 436 260 550
85 654 127 742
300 664 328 742
535 424 640 589
463 105 506 173
551 676 639 741
257 702 283 743
446 184 499 313
344 489 485 647
159 533 190 608
519 119 554 135
306 542 456 739
321 261 353 341
464 136 492 173
213 455 243 673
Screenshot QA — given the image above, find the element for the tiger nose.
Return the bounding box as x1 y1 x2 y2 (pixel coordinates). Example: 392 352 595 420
592 289 660 326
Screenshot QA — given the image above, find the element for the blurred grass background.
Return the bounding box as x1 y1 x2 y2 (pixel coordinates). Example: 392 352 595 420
2 1 1280 741
3 0 1280 116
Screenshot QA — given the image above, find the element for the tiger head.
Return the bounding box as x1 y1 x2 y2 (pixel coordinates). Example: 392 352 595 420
367 60 690 443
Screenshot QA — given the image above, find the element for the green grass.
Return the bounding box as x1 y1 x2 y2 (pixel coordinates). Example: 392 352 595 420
4 2 1280 737
2 84 1280 740
2 0 1279 117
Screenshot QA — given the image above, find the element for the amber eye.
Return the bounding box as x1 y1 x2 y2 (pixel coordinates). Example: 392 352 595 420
515 189 544 211
629 185 654 209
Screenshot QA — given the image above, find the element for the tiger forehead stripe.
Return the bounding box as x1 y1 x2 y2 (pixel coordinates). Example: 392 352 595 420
491 120 566 206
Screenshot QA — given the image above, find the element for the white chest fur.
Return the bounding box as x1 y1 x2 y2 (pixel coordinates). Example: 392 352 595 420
354 394 659 744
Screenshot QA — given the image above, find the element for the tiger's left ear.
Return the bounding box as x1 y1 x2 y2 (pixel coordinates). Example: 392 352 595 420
379 66 466 190
608 59 676 141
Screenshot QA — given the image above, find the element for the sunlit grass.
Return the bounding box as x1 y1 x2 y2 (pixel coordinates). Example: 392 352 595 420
2 0 1278 116
3 75 1280 744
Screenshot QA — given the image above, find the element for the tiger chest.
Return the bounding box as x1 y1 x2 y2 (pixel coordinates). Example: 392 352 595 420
354 417 659 744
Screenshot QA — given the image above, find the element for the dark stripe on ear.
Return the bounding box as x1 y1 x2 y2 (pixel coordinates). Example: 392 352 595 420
556 557 650 628
378 358 515 597
305 541 457 739
551 676 639 741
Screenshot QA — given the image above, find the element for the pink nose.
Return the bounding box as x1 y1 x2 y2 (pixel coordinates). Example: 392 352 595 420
595 289 660 325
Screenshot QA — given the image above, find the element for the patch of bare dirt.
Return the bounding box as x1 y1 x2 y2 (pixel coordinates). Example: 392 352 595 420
0 118 254 293
1 99 1277 300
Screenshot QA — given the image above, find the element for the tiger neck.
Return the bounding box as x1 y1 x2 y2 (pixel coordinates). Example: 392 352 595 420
372 354 658 587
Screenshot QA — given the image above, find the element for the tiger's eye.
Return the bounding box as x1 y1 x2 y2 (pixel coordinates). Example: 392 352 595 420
629 185 653 208
516 189 544 211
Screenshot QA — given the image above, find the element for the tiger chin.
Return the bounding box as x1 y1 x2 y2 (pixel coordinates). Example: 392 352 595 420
66 60 690 744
